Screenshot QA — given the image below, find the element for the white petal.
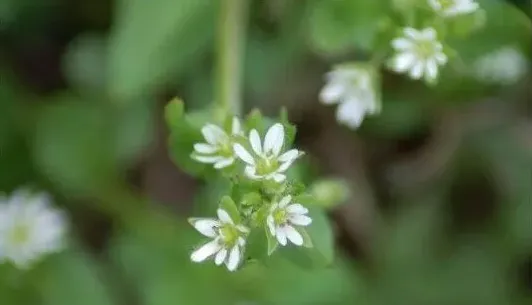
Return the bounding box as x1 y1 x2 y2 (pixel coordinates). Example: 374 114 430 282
193 143 218 154
238 237 246 246
244 166 261 179
249 129 263 155
236 225 250 233
214 158 234 169
191 239 221 262
264 123 284 156
428 0 442 10
289 214 312 226
420 28 437 40
278 195 292 208
217 209 234 224
226 245 241 271
267 215 276 236
286 203 308 215
202 124 227 145
391 38 413 51
403 27 420 40
409 61 424 79
425 59 438 81
214 248 227 265
191 219 219 238
336 100 365 129
271 173 286 183
320 83 345 104
233 144 255 165
278 149 300 163
277 161 293 173
231 117 241 135
284 225 303 246
276 228 287 246
192 155 223 164
392 52 416 72
435 52 448 65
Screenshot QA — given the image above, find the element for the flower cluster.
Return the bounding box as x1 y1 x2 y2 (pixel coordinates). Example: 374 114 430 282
0 188 67 268
320 0 482 129
190 119 312 271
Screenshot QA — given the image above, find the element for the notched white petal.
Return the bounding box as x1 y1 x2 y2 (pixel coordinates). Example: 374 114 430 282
190 218 219 237
289 214 313 226
214 158 234 169
215 248 227 265
217 209 234 225
286 203 308 215
264 123 284 156
193 143 218 154
284 225 303 246
249 129 263 155
226 245 241 271
278 195 292 208
191 239 221 262
233 144 255 165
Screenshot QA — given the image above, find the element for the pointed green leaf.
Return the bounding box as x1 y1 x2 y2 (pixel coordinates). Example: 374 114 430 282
164 97 184 130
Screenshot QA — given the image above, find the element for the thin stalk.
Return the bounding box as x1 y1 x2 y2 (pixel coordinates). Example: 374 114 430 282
216 0 248 117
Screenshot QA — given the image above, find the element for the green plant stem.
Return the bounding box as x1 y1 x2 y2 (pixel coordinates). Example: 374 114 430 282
216 0 249 117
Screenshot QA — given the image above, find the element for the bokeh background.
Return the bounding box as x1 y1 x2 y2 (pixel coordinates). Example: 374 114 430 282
0 0 531 304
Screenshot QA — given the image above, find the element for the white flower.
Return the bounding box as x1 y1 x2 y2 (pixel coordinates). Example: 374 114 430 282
190 208 249 272
320 65 380 129
233 123 303 183
390 27 448 82
428 0 479 17
0 189 67 268
473 47 528 85
191 117 243 169
267 195 312 246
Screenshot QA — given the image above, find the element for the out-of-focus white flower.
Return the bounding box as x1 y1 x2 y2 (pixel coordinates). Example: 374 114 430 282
473 47 528 85
320 65 380 129
0 189 67 268
428 0 479 17
233 123 303 183
390 27 448 82
191 117 243 169
267 195 312 247
190 209 249 272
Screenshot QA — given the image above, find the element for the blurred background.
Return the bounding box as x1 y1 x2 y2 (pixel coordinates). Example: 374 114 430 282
0 0 531 304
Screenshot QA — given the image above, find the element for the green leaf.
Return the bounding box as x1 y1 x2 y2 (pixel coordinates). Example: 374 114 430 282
219 196 241 223
108 0 216 100
35 250 114 305
164 97 185 130
307 0 388 54
305 207 335 265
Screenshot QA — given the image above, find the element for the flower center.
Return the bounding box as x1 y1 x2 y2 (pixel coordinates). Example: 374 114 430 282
273 208 287 225
9 222 30 246
438 0 455 10
219 225 240 247
255 157 279 176
415 40 437 59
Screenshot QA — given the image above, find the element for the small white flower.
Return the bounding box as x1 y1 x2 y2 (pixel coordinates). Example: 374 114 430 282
191 117 243 169
428 0 479 17
473 47 528 85
190 209 249 272
233 123 303 183
320 65 380 129
0 189 67 268
390 27 448 82
267 195 312 246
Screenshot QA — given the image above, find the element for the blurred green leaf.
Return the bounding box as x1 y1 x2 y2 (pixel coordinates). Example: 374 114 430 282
35 249 114 305
307 0 387 54
108 0 216 100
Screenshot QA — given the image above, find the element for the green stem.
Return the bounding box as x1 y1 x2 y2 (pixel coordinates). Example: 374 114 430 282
216 0 248 117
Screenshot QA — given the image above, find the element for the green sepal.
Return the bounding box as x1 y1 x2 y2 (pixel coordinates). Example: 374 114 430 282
266 225 279 256
219 196 241 223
